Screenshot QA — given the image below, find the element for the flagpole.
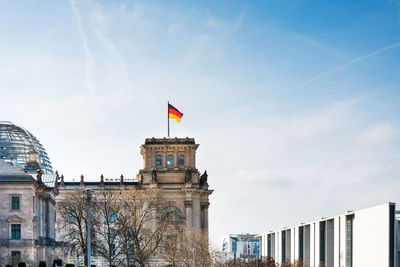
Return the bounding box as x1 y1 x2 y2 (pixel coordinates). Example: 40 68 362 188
167 101 170 138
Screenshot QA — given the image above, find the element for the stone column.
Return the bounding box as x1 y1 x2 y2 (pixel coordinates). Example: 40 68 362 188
151 148 155 169
38 194 43 239
192 198 201 228
163 150 166 167
201 202 210 233
45 197 50 239
184 200 193 228
186 148 190 168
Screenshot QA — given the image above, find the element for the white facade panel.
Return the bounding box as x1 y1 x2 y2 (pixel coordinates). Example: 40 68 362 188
260 203 397 267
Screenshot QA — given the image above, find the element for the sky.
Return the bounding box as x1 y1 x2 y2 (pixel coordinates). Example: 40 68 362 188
1 0 400 247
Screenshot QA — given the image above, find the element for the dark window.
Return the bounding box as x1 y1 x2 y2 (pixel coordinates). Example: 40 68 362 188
91 247 96 256
109 229 115 238
11 196 20 210
155 155 162 166
267 234 271 257
299 226 304 260
232 240 237 252
11 224 21 239
281 231 286 263
346 215 354 267
111 244 116 255
390 204 395 267
178 154 184 166
320 221 326 265
167 155 174 166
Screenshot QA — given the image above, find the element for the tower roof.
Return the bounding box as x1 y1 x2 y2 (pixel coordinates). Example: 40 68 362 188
145 137 196 145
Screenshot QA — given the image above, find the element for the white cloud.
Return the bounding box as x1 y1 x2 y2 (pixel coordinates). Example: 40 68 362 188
356 122 397 148
69 0 97 93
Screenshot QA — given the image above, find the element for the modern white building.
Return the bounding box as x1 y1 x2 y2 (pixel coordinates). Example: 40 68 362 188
259 202 398 267
219 234 261 262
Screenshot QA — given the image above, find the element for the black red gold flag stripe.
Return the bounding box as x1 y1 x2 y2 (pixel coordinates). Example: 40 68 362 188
168 104 183 123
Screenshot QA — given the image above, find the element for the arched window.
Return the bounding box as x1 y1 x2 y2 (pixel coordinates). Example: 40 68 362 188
155 155 162 167
178 154 184 166
167 154 174 166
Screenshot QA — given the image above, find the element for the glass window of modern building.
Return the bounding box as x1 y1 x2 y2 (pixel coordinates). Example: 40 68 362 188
281 231 286 263
267 234 271 257
11 224 21 239
155 155 162 166
167 154 174 166
11 196 20 210
346 215 354 267
320 221 326 265
178 154 184 166
299 226 304 261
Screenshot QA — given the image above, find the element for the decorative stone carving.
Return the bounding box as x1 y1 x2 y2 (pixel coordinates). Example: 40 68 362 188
200 170 208 186
36 169 43 184
185 168 192 183
151 169 158 184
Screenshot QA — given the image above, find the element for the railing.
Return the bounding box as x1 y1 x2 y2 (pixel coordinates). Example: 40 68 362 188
0 238 68 247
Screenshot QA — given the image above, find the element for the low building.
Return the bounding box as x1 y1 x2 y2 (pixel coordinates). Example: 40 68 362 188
220 234 261 262
0 159 63 266
259 202 399 267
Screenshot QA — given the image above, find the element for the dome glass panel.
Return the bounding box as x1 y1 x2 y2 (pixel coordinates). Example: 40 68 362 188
0 121 53 173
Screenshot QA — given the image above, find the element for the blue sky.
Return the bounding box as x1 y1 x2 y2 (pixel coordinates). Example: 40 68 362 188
1 0 400 246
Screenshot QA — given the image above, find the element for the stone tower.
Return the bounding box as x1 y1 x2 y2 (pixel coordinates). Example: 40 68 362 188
138 137 212 231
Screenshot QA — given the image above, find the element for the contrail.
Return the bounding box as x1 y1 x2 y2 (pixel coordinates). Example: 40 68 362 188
69 0 96 93
286 41 400 90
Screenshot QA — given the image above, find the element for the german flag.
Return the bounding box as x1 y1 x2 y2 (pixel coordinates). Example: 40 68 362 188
168 103 183 122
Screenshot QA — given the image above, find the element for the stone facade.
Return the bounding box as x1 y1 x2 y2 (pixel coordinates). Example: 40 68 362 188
56 137 213 266
0 160 63 267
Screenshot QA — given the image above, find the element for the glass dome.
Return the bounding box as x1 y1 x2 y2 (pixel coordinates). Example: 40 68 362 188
0 121 53 173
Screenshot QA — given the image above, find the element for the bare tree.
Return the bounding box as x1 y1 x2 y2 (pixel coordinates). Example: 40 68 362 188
163 226 211 267
56 189 94 265
92 189 123 267
117 189 174 266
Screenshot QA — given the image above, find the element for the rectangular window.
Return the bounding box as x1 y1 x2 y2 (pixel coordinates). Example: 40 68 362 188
91 247 96 256
11 196 20 210
32 196 35 212
299 226 304 260
267 234 271 257
390 204 395 267
109 229 115 238
282 231 286 263
111 244 116 255
346 215 354 267
320 221 326 265
232 240 237 252
11 224 21 239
